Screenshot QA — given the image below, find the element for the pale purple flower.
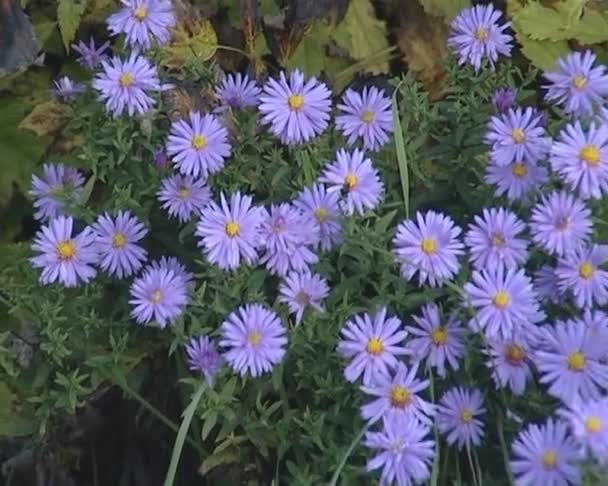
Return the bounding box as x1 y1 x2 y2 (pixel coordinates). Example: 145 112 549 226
320 148 384 216
107 0 175 50
533 264 567 305
185 336 222 385
93 53 160 117
392 210 464 288
544 50 608 117
534 320 608 403
337 307 408 386
149 256 194 290
436 387 486 449
166 111 231 179
464 266 545 339
52 76 85 102
360 362 435 425
157 174 211 223
30 162 85 221
278 270 329 325
560 396 608 463
465 207 528 270
485 107 550 166
335 86 394 151
556 244 608 309
485 334 533 395
529 191 592 256
511 419 582 486
294 183 342 251
364 414 435 486
448 4 513 71
258 69 331 144
91 211 148 278
579 309 608 357
152 147 169 169
484 159 548 202
219 303 287 377
550 121 608 199
30 216 98 287
215 73 261 112
195 192 263 270
406 303 466 378
492 87 517 113
72 37 110 70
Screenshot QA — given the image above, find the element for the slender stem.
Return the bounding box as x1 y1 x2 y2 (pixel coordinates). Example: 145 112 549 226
164 383 206 486
440 445 450 486
428 370 440 486
391 81 410 218
466 444 479 486
329 423 370 486
472 447 483 486
496 410 515 485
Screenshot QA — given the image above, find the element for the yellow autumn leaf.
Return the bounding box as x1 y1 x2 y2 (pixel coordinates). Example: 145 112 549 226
18 100 72 137
160 20 218 70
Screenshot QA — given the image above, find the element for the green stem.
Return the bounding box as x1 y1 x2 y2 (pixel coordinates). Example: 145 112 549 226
391 81 410 218
466 444 479 486
164 382 206 486
329 423 370 486
496 410 515 485
429 370 440 486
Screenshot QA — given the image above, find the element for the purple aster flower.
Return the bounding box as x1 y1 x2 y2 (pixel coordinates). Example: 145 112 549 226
195 192 262 270
556 244 608 309
360 362 435 425
72 37 110 70
30 216 98 287
535 320 608 403
93 53 160 117
278 270 329 325
219 303 287 377
560 396 608 463
436 387 486 449
484 159 548 202
550 121 608 199
465 207 528 270
257 203 319 276
579 310 608 357
337 307 408 386
157 174 211 223
485 334 533 395
392 210 464 288
166 111 231 179
149 256 194 293
294 183 342 251
464 266 545 340
319 148 384 216
544 50 608 117
405 303 466 378
215 73 261 112
52 76 85 102
511 419 582 486
533 264 567 305
91 211 148 279
492 87 517 113
258 69 331 144
129 262 188 327
485 107 550 166
530 191 592 256
448 4 513 71
106 0 175 50
185 336 222 385
152 147 169 169
335 86 394 152
364 414 435 486
30 162 85 221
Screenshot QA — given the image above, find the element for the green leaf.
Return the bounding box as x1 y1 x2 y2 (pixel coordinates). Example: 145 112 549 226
417 0 470 21
569 9 608 44
57 0 87 51
0 382 36 437
512 2 570 41
285 24 330 76
515 31 570 70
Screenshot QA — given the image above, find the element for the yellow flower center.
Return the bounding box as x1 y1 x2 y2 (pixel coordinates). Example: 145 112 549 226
178 187 190 199
112 232 127 249
511 128 526 144
512 162 527 178
366 337 384 356
248 330 262 346
152 289 162 303
492 232 506 247
580 144 601 167
567 351 586 371
288 94 304 111
579 262 595 280
191 135 208 150
585 416 603 433
315 207 328 222
460 409 473 423
505 344 526 365
56 240 76 260
134 5 147 21
474 27 488 41
542 450 557 469
420 238 437 255
362 110 374 123
573 75 587 90
119 72 134 88
431 327 448 346
493 290 510 309
225 221 240 238
389 385 411 409
344 174 358 191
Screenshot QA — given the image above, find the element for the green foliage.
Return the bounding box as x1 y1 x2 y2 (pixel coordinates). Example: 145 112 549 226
58 0 88 50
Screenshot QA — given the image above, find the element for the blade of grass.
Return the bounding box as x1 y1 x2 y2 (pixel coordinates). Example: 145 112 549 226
391 82 409 218
329 422 370 486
